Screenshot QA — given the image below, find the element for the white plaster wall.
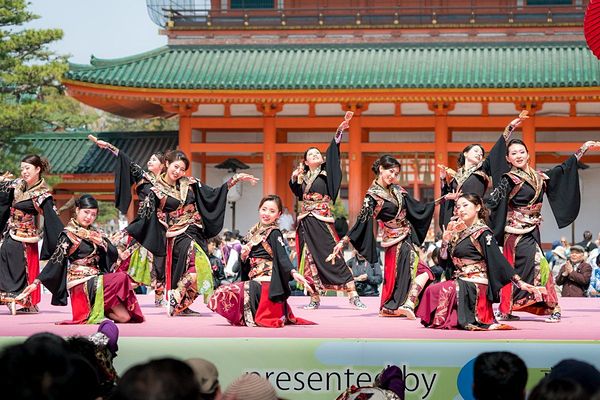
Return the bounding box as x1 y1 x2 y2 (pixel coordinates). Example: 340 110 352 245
539 164 600 245
192 162 264 235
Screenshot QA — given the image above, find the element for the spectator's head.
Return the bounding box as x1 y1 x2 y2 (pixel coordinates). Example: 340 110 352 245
472 351 527 400
112 358 200 400
208 237 222 254
561 236 570 248
0 332 100 400
222 373 278 400
186 358 220 400
546 359 600 396
432 247 440 265
528 377 589 400
552 246 568 262
584 230 593 241
569 245 586 263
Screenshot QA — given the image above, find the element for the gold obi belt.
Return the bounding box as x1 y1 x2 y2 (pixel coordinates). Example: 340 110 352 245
67 256 100 289
505 203 543 235
380 213 410 248
248 258 272 281
8 208 40 243
166 203 203 238
451 258 488 285
298 193 333 223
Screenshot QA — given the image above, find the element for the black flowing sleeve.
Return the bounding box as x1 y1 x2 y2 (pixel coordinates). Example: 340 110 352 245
0 182 14 235
405 195 435 246
124 192 166 257
347 195 379 264
193 181 229 239
289 177 303 199
267 229 293 303
38 233 71 306
544 155 581 229
478 231 516 302
40 196 65 260
99 238 119 274
486 175 515 244
481 132 510 187
324 138 342 201
115 151 146 215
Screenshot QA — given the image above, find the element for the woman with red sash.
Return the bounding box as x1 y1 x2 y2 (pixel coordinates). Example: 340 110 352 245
209 195 314 327
487 139 600 323
20 194 143 324
0 155 63 314
289 113 366 310
331 155 438 319
417 194 536 330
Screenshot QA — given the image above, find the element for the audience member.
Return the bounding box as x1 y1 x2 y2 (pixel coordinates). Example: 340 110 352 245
111 358 200 400
347 249 382 297
556 245 592 297
588 253 600 297
278 207 295 232
472 351 527 400
576 230 598 253
186 358 221 400
336 365 405 400
546 359 600 396
208 237 226 289
528 378 588 400
222 373 278 400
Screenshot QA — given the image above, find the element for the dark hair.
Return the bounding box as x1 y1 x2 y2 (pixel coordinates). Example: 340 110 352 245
458 193 489 222
458 144 485 167
372 155 401 175
150 151 167 173
112 358 200 400
506 139 529 156
164 150 190 171
473 351 527 400
259 194 283 213
208 237 222 247
528 377 588 400
302 146 322 173
75 194 99 210
21 154 50 176
583 230 593 241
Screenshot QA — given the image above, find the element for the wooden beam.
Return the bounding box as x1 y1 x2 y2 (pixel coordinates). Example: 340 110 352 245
189 143 263 153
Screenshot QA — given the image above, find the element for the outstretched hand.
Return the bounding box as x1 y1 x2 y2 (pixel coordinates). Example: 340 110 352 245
292 272 314 295
236 173 260 185
326 241 345 264
15 283 37 301
509 110 529 128
88 134 110 150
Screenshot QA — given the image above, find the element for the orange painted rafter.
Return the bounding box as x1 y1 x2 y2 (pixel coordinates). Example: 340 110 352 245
189 143 263 153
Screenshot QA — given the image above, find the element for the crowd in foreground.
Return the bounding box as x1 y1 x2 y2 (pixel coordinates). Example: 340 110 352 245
1 325 599 400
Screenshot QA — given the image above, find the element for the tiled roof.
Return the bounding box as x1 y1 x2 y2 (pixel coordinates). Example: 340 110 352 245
66 43 600 90
13 131 178 174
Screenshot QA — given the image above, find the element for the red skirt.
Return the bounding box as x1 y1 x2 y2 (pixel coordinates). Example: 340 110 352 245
62 272 144 325
208 281 315 328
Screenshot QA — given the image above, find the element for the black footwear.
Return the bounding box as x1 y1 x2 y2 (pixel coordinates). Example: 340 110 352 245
349 296 367 310
495 311 520 321
179 308 201 316
16 305 39 314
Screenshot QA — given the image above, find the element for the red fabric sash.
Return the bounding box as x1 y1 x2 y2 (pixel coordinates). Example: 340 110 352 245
381 245 398 308
25 243 40 306
499 235 517 314
254 282 315 327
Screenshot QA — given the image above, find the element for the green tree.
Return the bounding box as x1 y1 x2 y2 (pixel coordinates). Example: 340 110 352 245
0 0 95 173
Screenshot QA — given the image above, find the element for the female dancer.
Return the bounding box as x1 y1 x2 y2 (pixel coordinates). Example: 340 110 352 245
417 194 536 330
89 135 168 306
290 112 366 310
0 155 63 313
487 139 600 322
330 155 437 319
128 149 257 316
19 194 144 324
438 111 528 229
208 195 314 327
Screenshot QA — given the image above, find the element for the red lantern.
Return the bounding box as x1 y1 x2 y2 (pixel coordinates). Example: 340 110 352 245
585 0 600 59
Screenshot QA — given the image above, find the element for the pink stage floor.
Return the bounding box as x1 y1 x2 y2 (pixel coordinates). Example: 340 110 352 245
0 294 598 341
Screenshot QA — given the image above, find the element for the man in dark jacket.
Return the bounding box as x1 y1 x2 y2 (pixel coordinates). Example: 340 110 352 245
347 250 382 297
556 245 592 297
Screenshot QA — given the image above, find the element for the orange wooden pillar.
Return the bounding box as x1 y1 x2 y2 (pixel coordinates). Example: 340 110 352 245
348 114 362 223
433 105 450 230
179 113 192 159
263 116 277 195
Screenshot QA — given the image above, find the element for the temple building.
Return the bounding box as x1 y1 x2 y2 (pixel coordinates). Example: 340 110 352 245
60 0 600 240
